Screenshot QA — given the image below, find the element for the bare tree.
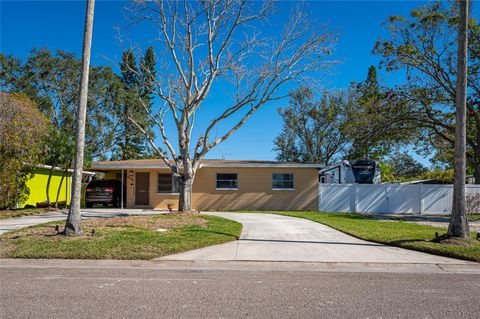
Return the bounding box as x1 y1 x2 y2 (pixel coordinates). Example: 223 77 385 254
64 0 95 235
448 0 470 238
126 0 335 212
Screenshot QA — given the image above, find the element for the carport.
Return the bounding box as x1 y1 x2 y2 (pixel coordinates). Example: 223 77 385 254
86 168 128 210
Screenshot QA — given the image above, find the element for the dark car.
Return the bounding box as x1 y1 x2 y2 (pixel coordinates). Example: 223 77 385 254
85 180 125 208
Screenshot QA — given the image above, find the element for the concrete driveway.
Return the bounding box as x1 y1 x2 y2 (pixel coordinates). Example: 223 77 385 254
159 212 474 264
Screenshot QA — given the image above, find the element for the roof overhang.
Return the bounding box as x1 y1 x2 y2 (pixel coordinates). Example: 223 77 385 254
90 162 324 170
28 163 96 175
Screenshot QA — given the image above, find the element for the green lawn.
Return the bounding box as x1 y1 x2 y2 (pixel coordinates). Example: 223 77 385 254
241 211 480 262
0 214 242 260
469 214 480 220
0 208 51 220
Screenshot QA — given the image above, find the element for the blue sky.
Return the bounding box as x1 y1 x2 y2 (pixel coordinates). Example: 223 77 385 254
2 0 469 165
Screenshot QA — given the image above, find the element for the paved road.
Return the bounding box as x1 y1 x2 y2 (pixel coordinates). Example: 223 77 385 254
160 212 473 264
1 259 479 319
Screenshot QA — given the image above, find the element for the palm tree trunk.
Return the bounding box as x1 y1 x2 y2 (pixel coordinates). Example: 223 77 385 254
64 0 95 236
45 163 56 206
54 167 67 209
448 0 470 238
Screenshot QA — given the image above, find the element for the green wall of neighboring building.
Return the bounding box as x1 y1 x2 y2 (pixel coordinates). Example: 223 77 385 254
21 168 72 208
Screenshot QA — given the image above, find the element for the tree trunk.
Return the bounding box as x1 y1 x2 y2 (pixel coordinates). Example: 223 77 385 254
54 167 67 209
448 0 470 238
64 0 95 236
45 163 56 206
178 176 193 212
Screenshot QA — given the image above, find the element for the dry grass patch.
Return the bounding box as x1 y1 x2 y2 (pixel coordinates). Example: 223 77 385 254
82 214 207 231
0 208 50 219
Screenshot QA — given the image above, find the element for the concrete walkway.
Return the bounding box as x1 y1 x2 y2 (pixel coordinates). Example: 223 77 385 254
0 209 167 235
159 212 475 264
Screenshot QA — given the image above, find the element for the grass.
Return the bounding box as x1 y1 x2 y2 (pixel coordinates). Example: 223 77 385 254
0 208 51 220
469 214 480 220
238 211 480 262
0 214 242 260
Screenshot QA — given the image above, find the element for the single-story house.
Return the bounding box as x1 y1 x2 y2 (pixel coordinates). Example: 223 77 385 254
90 159 323 211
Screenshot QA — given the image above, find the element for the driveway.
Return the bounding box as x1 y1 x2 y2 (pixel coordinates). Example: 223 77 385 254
159 212 474 264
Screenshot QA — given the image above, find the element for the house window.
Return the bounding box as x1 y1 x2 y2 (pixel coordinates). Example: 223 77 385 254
216 173 238 190
157 173 178 193
272 173 294 190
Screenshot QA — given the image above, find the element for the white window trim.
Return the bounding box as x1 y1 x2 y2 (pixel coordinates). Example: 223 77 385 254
272 188 295 191
216 188 239 191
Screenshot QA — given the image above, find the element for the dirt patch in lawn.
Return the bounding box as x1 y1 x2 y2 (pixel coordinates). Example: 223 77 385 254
432 236 480 247
2 215 207 240
82 214 207 230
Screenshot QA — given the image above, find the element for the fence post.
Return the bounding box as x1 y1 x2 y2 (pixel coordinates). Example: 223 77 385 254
419 183 424 215
318 183 322 212
351 183 357 213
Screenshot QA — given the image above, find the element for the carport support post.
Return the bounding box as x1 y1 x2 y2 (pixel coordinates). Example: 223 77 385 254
121 169 124 210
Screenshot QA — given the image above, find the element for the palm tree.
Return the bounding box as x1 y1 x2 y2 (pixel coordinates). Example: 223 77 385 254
64 0 95 235
448 0 470 238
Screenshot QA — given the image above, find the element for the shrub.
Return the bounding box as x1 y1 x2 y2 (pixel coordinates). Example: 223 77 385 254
0 92 48 209
466 194 480 216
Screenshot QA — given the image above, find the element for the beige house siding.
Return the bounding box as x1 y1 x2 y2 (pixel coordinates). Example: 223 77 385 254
124 167 318 211
124 169 179 209
192 167 318 211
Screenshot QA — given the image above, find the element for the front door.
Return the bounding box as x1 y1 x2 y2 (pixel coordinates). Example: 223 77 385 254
135 172 149 206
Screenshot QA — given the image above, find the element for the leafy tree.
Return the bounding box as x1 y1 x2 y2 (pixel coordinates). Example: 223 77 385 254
378 162 395 182
374 1 480 181
274 87 353 165
111 47 156 160
418 169 454 183
274 68 418 166
0 49 121 164
0 92 49 209
386 152 427 179
1 49 123 207
344 66 419 160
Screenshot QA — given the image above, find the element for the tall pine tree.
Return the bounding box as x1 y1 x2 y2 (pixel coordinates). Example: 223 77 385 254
112 47 156 160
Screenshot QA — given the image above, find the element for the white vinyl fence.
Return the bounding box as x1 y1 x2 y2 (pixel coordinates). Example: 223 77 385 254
319 183 480 215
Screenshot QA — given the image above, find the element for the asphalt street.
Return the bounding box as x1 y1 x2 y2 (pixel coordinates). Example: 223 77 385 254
1 260 479 319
